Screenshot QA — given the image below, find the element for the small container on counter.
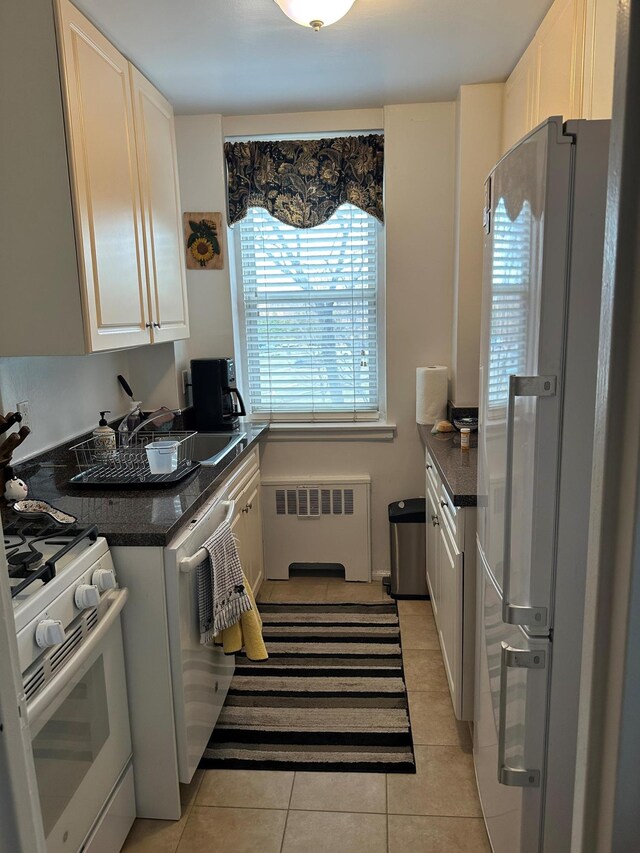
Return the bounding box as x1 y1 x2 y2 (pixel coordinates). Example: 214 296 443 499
145 440 179 474
460 427 471 451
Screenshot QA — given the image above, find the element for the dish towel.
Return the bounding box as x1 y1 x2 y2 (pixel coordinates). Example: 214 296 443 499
196 519 252 644
215 574 268 661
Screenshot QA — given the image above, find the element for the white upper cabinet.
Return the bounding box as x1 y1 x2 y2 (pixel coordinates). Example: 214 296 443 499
130 67 189 343
56 0 150 351
0 0 189 355
501 0 616 153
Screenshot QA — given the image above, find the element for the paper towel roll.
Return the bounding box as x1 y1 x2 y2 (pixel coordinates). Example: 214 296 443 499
416 366 448 424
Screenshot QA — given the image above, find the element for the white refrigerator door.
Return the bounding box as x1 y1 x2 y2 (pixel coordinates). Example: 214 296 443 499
474 544 550 853
478 118 572 635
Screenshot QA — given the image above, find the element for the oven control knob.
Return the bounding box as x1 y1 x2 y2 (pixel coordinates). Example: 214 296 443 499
35 619 65 649
92 568 116 592
74 584 101 610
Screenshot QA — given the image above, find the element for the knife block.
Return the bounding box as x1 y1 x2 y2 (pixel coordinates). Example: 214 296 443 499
0 412 30 503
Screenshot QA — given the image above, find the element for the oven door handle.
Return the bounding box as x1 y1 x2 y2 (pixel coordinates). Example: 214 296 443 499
179 500 236 574
27 588 128 725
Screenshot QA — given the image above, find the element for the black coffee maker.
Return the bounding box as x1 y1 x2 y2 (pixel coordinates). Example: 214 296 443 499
190 358 246 431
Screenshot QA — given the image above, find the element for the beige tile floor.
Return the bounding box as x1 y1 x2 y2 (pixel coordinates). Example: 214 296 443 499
123 578 490 852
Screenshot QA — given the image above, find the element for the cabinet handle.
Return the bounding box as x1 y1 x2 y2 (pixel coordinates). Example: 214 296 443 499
431 515 439 527
440 500 447 509
247 502 253 511
153 323 161 328
426 463 432 470
145 323 152 329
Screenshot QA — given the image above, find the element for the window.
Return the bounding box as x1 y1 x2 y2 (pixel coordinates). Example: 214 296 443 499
233 203 383 420
487 197 532 408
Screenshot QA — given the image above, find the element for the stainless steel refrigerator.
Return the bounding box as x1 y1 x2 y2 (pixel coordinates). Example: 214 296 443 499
475 117 611 853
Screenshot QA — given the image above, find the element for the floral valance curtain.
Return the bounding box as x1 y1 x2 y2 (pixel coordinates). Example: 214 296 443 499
224 134 384 229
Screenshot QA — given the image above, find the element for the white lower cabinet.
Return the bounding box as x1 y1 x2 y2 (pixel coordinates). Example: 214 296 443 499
425 449 476 720
228 454 264 595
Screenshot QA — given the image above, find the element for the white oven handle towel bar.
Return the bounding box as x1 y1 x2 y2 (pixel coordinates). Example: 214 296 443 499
179 500 235 573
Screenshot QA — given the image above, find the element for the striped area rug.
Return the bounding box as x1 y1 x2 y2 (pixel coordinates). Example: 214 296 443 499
199 602 416 773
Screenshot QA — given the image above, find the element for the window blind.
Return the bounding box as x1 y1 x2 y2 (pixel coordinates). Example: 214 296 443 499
236 203 380 419
488 198 532 408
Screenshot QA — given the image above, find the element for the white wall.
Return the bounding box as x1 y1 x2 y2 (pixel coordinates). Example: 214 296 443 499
450 83 503 407
0 343 182 464
173 114 235 398
175 103 456 572
0 351 132 463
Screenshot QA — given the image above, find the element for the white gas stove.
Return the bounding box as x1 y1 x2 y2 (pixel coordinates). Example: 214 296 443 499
3 514 136 853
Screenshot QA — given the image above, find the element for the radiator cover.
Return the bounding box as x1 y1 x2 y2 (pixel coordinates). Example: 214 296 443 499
261 475 371 581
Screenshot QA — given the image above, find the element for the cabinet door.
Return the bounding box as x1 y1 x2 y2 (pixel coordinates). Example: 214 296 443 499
244 472 264 595
230 503 248 583
425 486 439 613
438 522 463 716
535 0 582 125
502 50 536 153
130 66 190 343
55 0 150 351
582 0 616 119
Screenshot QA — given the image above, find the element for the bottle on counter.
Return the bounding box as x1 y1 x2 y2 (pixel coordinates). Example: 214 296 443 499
93 411 116 461
460 427 471 451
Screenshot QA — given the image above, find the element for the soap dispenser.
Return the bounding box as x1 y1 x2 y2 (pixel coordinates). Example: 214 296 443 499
93 411 116 461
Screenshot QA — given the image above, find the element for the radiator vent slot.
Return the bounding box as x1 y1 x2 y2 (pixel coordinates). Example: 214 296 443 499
344 489 354 515
275 490 286 515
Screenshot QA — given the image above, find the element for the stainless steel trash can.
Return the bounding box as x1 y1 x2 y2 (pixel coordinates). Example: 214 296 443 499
387 498 428 599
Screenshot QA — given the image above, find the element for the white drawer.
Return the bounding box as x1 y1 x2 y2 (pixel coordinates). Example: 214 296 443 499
438 484 463 551
227 447 260 500
425 449 441 494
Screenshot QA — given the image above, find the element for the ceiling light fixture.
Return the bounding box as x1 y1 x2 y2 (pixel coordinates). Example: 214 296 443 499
273 0 357 31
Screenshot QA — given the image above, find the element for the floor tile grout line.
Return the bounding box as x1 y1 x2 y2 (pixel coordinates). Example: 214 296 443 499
174 771 207 852
279 769 296 853
193 802 390 815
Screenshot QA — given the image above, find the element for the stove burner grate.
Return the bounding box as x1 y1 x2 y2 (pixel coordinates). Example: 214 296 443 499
4 517 99 599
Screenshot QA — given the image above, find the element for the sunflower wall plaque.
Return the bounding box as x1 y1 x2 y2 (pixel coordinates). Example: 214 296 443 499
183 212 224 270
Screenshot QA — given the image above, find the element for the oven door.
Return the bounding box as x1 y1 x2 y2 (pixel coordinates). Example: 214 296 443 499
26 589 132 853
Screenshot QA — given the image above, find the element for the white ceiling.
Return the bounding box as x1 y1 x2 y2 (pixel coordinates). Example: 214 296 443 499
74 0 553 115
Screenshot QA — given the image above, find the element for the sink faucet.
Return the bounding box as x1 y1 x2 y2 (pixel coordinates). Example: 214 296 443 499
118 407 182 447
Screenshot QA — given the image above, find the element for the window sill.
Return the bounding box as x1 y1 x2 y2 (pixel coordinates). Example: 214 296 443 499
263 421 397 442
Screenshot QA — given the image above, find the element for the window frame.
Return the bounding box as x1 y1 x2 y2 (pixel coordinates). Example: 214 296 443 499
229 200 387 424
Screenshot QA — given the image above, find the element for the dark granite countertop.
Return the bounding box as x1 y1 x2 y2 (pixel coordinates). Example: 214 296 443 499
3 420 268 547
418 424 477 507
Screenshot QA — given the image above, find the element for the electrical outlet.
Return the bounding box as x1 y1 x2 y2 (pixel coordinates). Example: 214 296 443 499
16 400 30 428
181 370 191 397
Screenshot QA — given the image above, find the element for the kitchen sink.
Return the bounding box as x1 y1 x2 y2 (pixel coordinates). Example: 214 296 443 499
190 432 247 465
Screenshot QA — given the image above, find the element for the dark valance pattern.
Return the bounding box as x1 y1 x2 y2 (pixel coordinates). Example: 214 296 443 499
224 134 384 228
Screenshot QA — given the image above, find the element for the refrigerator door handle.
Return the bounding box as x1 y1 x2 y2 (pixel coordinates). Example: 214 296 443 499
497 642 546 788
503 374 557 628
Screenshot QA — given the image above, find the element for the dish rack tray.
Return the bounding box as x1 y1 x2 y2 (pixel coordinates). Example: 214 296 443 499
69 431 199 489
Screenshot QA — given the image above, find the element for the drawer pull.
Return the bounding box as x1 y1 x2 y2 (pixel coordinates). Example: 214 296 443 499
440 500 448 509
431 515 439 527
426 463 432 470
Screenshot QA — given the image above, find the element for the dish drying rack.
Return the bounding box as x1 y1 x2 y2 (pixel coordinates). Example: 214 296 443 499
69 431 199 489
